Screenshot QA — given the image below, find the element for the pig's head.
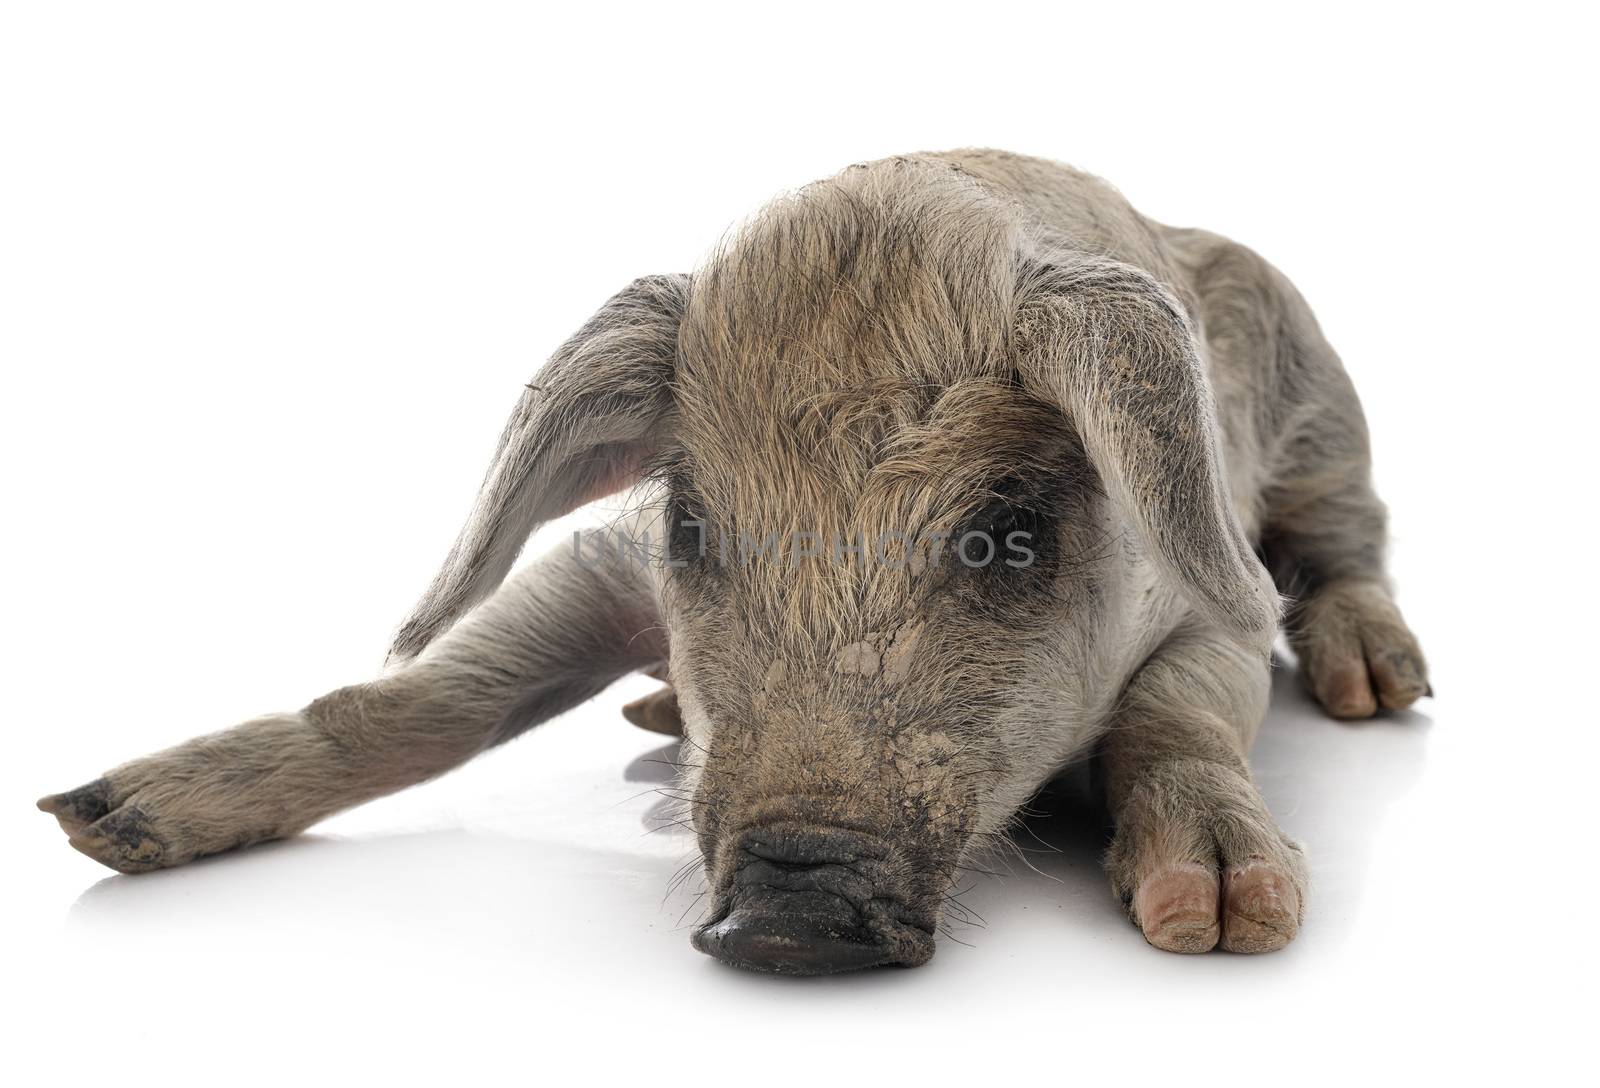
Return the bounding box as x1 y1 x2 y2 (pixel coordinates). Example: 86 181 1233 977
391 158 1276 974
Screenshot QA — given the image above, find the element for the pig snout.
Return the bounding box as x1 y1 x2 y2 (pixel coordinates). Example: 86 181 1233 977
691 826 936 975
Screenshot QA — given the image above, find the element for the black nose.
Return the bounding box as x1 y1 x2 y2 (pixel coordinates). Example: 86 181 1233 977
693 898 897 975
690 827 934 975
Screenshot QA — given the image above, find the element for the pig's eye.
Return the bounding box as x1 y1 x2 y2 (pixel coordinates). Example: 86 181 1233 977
956 495 1049 572
666 489 712 568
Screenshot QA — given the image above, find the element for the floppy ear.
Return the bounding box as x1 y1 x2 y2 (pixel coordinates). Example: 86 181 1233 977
1016 257 1279 650
389 274 689 663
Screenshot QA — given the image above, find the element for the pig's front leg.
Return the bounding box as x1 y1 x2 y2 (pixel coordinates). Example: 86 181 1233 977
39 529 665 873
1099 621 1307 953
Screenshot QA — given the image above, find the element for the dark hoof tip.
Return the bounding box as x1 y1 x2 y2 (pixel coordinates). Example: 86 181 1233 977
37 779 113 828
66 805 168 873
621 688 684 736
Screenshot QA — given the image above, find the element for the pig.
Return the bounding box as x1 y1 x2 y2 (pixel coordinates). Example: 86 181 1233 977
38 150 1429 973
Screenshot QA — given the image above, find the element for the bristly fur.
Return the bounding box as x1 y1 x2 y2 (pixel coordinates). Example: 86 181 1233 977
39 149 1428 967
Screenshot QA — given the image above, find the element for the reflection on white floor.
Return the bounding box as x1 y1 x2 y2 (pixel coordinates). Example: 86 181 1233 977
23 647 1585 1082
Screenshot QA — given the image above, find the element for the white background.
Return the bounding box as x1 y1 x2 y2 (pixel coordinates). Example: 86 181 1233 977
3 2 1595 1083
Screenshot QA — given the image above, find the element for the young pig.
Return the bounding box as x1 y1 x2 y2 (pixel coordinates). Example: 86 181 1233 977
39 150 1429 973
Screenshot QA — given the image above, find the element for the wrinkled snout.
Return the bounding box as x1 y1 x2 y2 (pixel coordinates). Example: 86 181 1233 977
691 826 936 975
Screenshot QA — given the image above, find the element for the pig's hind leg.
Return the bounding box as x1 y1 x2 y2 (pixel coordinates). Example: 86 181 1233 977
39 529 666 873
1253 278 1429 719
621 664 684 737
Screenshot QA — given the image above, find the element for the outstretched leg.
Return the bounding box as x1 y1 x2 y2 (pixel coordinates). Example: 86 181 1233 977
1100 620 1306 954
39 529 665 873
